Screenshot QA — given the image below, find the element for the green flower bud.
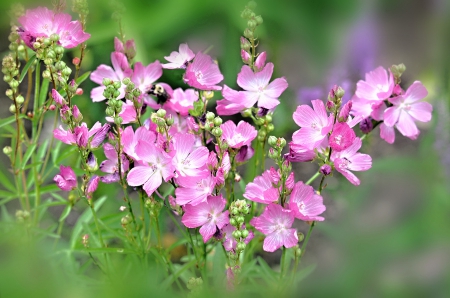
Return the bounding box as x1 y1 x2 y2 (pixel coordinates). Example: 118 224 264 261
242 206 250 214
267 123 275 132
17 45 25 52
206 111 215 121
258 129 266 138
157 109 167 118
9 80 19 89
113 90 121 98
166 115 174 126
43 58 53 65
248 1 257 9
268 148 278 159
50 33 60 42
133 89 141 97
55 61 66 70
15 95 24 104
230 217 237 226
335 86 345 99
255 15 263 25
213 116 222 126
114 117 123 125
247 20 257 29
122 77 131 85
236 216 245 224
54 46 64 55
211 127 222 137
297 232 305 242
232 230 242 239
241 108 252 117
279 137 286 148
105 106 115 116
102 78 112 86
9 43 18 51
9 104 16 113
62 67 72 76
255 118 265 126
33 42 41 49
268 136 277 147
47 50 56 59
244 28 253 39
236 242 246 251
121 215 131 225
3 146 12 156
5 89 13 98
229 252 238 260
42 70 51 79
265 114 272 123
113 81 121 89
241 229 249 238
231 207 239 215
3 75 11 83
116 100 123 109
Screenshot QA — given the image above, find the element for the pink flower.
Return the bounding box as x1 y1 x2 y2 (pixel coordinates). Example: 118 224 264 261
355 66 394 102
90 52 132 102
329 122 356 152
172 133 209 180
114 37 136 59
181 195 229 243
216 85 248 116
122 126 156 161
288 182 326 222
85 175 100 198
184 52 223 90
126 141 174 196
132 61 163 109
53 125 76 145
236 63 288 109
331 137 372 186
254 52 267 71
162 43 195 69
284 142 317 162
175 175 216 206
292 100 333 150
250 203 298 252
53 165 77 191
18 7 90 49
51 89 65 106
165 88 198 116
99 143 129 183
243 170 279 204
220 120 257 149
384 81 432 140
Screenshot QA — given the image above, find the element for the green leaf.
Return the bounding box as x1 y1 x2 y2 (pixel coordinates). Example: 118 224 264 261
1 205 13 222
161 259 197 289
76 71 91 85
53 145 77 166
70 196 107 249
51 141 63 165
21 143 37 170
0 166 15 192
50 193 67 202
0 114 25 129
19 54 36 83
74 247 135 254
257 256 278 283
39 78 50 106
59 204 72 222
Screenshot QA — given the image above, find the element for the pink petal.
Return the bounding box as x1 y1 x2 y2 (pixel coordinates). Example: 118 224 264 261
126 166 153 186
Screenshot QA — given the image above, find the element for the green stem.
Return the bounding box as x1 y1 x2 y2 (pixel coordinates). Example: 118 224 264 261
280 246 287 279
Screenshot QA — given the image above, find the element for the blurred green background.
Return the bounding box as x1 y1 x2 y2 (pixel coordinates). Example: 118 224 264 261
0 0 449 297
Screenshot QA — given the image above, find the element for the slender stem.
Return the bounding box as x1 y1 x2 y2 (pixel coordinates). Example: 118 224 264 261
280 246 287 278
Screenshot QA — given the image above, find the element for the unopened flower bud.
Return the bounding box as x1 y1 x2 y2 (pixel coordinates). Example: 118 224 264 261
9 104 16 113
50 33 60 42
33 42 41 49
213 117 222 126
268 136 277 147
5 89 13 98
166 115 174 126
297 232 305 242
268 147 278 159
241 108 252 117
247 20 257 29
240 36 251 51
360 117 373 134
102 78 112 86
3 146 12 156
232 230 242 239
230 217 237 226
320 164 332 176
267 123 274 132
236 242 246 251
211 127 222 137
49 104 56 111
114 117 123 125
265 114 272 123
236 216 245 224
203 90 214 99
244 28 253 39
72 57 80 65
113 81 121 90
241 229 249 238
326 100 335 112
156 109 166 118
122 77 131 85
255 15 263 25
206 111 215 121
15 95 24 104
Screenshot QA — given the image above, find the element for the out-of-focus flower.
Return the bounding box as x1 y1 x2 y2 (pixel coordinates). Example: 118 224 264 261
288 182 326 221
18 7 90 49
331 137 372 186
184 52 223 90
54 165 77 191
384 81 432 140
250 203 298 252
181 195 229 243
162 43 195 69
